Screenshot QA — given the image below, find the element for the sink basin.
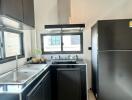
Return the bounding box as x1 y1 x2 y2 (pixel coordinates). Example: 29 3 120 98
52 60 77 64
0 70 36 84
0 64 47 85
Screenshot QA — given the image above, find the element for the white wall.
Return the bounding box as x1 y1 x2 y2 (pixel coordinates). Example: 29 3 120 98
0 30 32 75
70 0 132 89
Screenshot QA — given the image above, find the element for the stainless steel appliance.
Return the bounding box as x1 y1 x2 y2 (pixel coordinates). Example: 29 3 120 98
91 19 132 100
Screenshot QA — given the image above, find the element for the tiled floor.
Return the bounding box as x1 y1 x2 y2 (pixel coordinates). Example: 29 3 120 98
88 90 96 100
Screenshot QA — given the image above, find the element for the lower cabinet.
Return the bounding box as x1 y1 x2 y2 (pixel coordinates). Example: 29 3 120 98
51 65 87 100
57 68 81 100
0 64 86 100
27 71 51 100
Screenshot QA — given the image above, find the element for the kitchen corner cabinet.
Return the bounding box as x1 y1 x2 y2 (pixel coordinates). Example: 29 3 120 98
27 71 51 100
0 0 35 27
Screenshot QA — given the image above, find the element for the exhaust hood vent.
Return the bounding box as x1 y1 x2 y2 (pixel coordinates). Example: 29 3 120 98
45 24 85 33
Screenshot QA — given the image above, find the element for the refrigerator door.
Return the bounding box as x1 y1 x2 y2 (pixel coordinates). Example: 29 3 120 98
98 19 132 50
98 51 132 100
91 24 98 96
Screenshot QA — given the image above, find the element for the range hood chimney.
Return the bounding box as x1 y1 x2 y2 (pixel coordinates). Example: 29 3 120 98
58 0 71 24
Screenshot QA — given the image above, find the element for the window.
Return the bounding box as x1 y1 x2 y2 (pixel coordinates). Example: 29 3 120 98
0 30 3 60
43 35 61 52
41 33 83 54
0 28 24 63
51 36 61 45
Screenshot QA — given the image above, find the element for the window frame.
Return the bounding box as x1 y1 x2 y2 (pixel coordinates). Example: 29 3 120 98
41 32 83 54
0 27 3 60
0 28 25 63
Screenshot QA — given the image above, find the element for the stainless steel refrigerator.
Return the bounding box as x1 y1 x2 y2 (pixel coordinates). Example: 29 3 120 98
91 19 132 100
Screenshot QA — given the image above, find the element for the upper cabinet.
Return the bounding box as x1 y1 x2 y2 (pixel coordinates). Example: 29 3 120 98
1 0 23 22
0 0 35 28
22 0 35 27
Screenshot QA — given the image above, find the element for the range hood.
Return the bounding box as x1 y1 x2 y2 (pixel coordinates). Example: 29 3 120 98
44 24 85 33
0 15 33 30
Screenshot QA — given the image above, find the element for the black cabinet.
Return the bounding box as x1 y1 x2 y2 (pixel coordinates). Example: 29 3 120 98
43 71 51 100
50 64 87 100
0 0 35 27
27 81 43 100
27 71 51 100
1 0 23 22
22 0 35 27
57 68 81 100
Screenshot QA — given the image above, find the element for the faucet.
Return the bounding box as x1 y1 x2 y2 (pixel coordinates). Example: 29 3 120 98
51 56 53 60
14 55 18 81
68 55 72 60
76 54 78 60
16 55 18 71
59 55 61 60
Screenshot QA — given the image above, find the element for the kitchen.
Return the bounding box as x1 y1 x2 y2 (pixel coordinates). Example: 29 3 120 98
0 0 132 100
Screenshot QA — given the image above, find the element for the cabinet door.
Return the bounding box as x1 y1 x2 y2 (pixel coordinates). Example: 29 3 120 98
27 82 43 100
57 68 81 100
27 71 51 100
2 0 23 22
42 72 51 100
22 0 35 27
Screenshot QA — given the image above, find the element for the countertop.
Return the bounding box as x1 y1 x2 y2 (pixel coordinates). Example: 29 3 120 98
0 64 49 93
0 59 87 94
48 59 87 65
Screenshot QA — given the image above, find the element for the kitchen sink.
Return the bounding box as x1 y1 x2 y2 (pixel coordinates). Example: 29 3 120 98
0 71 36 84
0 64 47 84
